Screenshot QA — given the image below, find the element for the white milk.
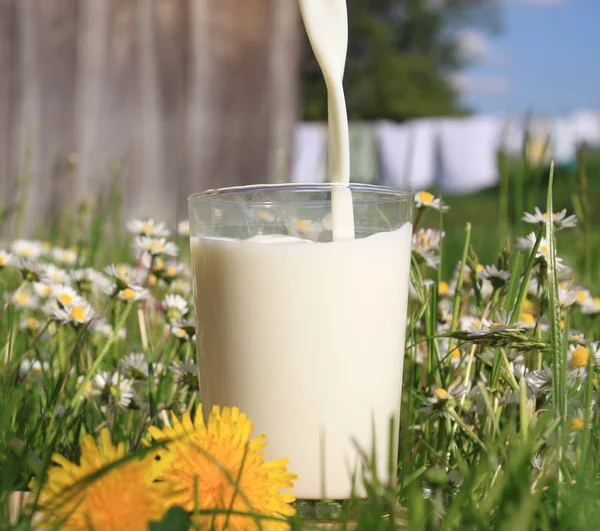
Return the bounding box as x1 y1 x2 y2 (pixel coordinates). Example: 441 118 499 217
192 223 413 499
299 0 355 241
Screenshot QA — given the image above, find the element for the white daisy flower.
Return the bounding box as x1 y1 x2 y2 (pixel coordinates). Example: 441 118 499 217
414 191 449 212
75 375 94 399
7 290 38 309
52 247 78 266
162 294 189 323
10 240 42 260
54 300 95 325
419 385 467 416
44 264 71 285
412 229 444 269
19 359 50 382
522 207 577 230
104 264 136 290
157 261 186 281
19 317 43 332
170 359 200 390
573 287 592 306
91 371 134 409
569 408 592 435
569 330 586 343
127 218 171 238
170 278 192 296
51 284 81 307
558 285 578 308
535 237 569 271
32 282 52 298
133 236 178 258
567 343 600 380
284 217 323 241
581 297 600 315
118 285 150 303
0 249 14 269
462 316 522 336
449 346 462 369
72 268 107 293
170 319 195 341
479 265 510 287
526 365 552 395
516 232 538 252
119 353 149 380
177 220 190 237
92 318 127 339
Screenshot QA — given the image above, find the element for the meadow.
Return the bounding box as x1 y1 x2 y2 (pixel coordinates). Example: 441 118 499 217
0 149 599 530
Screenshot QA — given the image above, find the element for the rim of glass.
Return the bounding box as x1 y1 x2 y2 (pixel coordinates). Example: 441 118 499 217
188 183 415 206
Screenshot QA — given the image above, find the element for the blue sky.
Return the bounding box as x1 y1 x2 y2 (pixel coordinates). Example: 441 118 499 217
456 0 600 115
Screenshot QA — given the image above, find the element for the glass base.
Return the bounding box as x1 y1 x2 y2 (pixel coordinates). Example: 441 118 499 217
293 499 406 528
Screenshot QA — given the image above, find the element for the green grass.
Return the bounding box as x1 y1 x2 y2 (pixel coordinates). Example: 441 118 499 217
1 150 600 530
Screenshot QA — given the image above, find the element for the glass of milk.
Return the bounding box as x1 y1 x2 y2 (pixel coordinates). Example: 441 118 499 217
189 183 414 501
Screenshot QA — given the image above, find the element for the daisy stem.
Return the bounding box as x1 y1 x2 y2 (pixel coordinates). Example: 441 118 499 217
510 228 543 325
447 223 471 356
447 407 487 451
69 303 133 410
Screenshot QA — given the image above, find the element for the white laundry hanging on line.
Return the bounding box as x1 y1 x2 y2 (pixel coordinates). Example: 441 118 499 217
497 114 525 156
290 122 327 184
568 109 600 148
549 116 577 165
374 119 438 190
438 115 503 194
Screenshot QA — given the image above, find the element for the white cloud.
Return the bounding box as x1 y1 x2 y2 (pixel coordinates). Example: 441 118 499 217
449 73 512 95
456 30 490 61
455 30 509 65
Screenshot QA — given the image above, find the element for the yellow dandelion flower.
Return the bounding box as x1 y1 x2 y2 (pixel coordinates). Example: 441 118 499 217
148 405 297 531
32 428 171 531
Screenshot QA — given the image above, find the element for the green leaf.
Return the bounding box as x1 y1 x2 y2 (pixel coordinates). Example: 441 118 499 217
148 507 191 531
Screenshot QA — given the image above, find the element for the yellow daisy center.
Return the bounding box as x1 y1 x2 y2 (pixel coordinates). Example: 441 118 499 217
141 223 154 234
121 288 136 300
16 293 29 304
438 281 449 296
594 297 600 308
0 256 5 266
295 219 310 232
42 285 51 296
540 244 549 254
571 346 589 369
148 241 164 252
577 290 588 302
165 267 177 277
560 319 565 330
521 312 535 326
523 299 535 313
418 191 434 205
59 293 73 305
27 318 40 330
22 248 32 257
149 405 297 531
42 242 51 251
148 274 158 286
570 418 585 431
434 388 448 400
472 319 482 328
476 264 484 273
154 258 165 271
451 348 460 359
70 306 85 321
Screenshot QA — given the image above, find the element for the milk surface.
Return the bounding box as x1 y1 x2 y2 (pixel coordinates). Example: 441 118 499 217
192 223 412 499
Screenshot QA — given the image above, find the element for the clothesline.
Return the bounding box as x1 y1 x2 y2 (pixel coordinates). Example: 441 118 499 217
290 110 600 194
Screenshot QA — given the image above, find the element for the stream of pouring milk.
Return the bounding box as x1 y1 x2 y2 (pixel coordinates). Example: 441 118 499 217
298 0 355 241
